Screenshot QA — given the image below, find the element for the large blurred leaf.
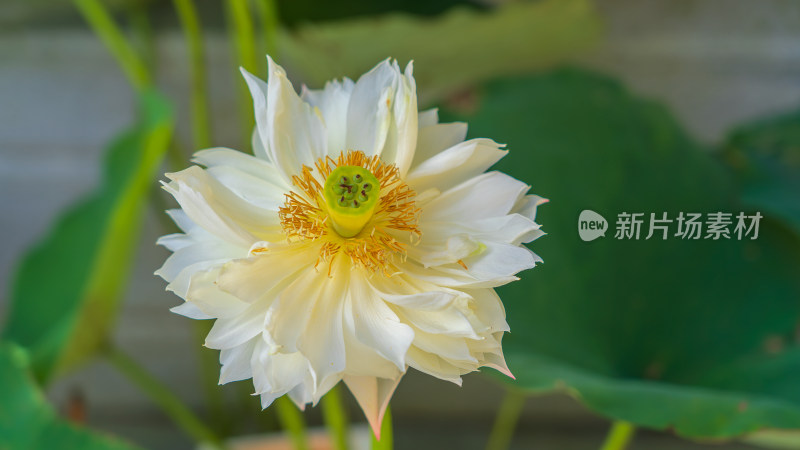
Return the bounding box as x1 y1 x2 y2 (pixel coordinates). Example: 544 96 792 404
449 69 800 438
281 0 600 106
720 110 800 237
2 91 173 384
0 342 140 449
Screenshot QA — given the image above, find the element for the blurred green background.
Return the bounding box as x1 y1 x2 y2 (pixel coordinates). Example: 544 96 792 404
1 0 800 449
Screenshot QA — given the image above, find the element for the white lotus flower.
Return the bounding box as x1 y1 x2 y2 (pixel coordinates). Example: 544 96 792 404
157 56 545 436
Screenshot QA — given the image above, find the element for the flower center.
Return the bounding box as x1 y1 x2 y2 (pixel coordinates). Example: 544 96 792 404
323 166 380 238
278 150 420 274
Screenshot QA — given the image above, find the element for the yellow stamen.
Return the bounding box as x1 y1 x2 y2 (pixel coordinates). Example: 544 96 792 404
278 151 420 274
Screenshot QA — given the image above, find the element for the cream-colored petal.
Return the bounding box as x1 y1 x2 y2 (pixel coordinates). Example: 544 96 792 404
301 78 354 155
185 266 250 319
265 263 348 390
219 338 257 384
192 147 288 190
406 138 507 193
378 62 418 176
216 244 316 303
417 108 439 127
242 59 327 181
163 166 282 246
205 298 270 350
348 275 415 371
421 171 529 224
251 339 311 400
343 375 402 439
411 122 468 167
345 58 397 158
405 346 464 386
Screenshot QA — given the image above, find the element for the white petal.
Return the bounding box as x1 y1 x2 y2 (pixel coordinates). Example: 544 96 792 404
405 346 464 386
345 59 397 158
185 266 250 319
217 245 316 304
242 59 327 180
343 375 402 439
464 288 509 334
219 338 257 384
396 259 516 289
379 61 418 176
205 299 269 349
193 147 289 190
406 139 506 193
302 78 354 155
266 263 348 389
348 275 415 371
165 209 198 235
411 122 468 167
155 238 241 283
460 242 541 281
513 194 549 222
163 166 282 247
422 171 529 224
417 108 439 127
251 339 311 397
170 301 212 320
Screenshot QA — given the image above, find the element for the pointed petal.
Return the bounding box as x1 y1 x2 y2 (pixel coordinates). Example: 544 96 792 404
302 78 355 155
411 122 468 167
406 138 507 193
343 375 402 439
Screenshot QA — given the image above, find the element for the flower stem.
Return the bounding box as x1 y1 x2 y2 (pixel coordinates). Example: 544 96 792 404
253 0 279 58
192 320 230 436
321 384 350 450
600 420 636 450
172 0 213 150
226 0 258 148
74 0 150 92
485 388 526 450
105 347 223 447
371 405 393 450
275 396 309 450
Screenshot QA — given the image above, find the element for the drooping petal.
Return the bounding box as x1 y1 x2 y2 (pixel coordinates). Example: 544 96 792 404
265 262 348 391
343 375 402 439
219 337 257 384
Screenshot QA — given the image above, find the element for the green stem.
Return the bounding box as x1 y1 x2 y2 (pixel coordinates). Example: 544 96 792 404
485 389 526 450
193 320 229 436
600 420 636 450
226 0 258 148
371 405 393 450
74 0 150 91
321 384 350 450
126 0 156 72
254 0 279 60
106 347 223 447
173 0 214 150
275 396 309 450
